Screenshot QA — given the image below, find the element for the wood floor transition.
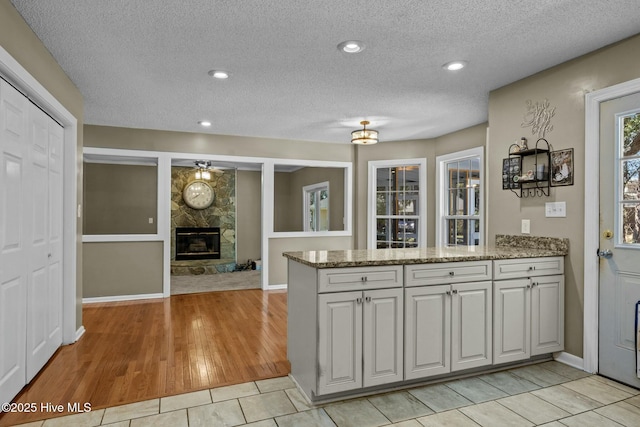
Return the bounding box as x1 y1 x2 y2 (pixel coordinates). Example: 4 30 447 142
0 289 289 427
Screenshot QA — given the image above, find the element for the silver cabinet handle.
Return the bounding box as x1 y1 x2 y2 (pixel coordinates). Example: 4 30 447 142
365 296 371 302
356 297 363 304
452 289 458 294
445 290 451 295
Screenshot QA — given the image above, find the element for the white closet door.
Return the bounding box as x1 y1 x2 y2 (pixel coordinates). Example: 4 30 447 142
47 115 64 361
26 105 62 381
0 80 29 404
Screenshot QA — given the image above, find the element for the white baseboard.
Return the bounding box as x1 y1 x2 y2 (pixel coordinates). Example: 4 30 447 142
266 283 288 290
75 326 86 342
82 293 164 304
553 351 585 371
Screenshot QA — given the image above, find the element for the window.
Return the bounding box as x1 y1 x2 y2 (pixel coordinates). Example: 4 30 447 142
303 181 329 231
368 159 427 249
618 110 640 245
436 147 484 246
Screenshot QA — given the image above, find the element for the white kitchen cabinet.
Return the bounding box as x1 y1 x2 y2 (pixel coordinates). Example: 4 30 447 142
405 285 451 380
404 261 492 380
494 279 531 364
451 281 493 371
531 275 564 355
493 257 564 364
318 287 403 395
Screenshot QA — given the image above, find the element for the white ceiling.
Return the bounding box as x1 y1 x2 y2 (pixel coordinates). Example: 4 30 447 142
11 0 640 144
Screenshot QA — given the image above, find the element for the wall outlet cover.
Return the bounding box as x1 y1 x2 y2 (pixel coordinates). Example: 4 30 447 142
521 219 531 234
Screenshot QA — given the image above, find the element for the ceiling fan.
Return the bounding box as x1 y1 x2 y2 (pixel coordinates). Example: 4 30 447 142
193 160 222 180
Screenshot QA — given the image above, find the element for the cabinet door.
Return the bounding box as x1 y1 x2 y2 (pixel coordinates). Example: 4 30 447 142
531 275 564 355
405 285 450 380
363 288 403 387
318 291 363 395
494 279 531 364
451 281 492 371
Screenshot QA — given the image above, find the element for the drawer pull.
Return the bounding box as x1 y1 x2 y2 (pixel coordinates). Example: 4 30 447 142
449 271 455 276
361 276 368 282
365 296 371 303
356 297 363 304
452 289 458 294
446 290 452 295
528 266 533 271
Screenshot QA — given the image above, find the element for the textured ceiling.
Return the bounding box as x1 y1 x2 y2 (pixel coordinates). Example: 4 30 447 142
10 0 640 144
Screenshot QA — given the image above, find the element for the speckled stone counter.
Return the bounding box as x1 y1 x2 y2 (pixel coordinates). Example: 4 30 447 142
283 235 568 269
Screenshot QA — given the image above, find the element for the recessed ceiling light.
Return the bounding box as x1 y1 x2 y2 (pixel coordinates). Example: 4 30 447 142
208 70 229 79
198 120 212 127
443 60 467 71
337 40 365 54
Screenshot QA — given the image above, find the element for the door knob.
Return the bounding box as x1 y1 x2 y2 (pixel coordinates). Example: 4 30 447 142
597 249 613 259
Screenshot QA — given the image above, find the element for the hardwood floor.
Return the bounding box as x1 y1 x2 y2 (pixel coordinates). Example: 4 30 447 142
0 289 289 427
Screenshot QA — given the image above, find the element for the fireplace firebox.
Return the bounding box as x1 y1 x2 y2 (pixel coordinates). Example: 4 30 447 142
175 227 221 260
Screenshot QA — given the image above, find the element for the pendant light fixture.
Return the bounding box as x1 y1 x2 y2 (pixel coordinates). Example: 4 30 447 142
351 120 379 145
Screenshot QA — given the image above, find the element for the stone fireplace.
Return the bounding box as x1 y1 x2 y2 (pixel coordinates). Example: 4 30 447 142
175 227 221 261
170 166 236 275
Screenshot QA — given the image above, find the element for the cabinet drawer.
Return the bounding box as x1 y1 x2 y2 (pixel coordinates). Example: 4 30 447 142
318 265 403 293
493 257 564 280
405 261 492 286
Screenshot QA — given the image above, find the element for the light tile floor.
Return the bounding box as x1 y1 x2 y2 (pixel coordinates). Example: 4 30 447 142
16 361 640 427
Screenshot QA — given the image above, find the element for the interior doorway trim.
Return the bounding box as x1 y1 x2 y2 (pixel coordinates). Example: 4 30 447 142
0 46 78 344
584 76 640 373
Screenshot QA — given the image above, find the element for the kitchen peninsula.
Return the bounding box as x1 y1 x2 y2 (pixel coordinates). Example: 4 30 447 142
284 235 568 403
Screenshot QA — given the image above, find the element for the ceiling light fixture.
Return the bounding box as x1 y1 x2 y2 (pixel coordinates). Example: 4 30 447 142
208 70 229 79
337 40 365 54
443 60 467 71
351 121 378 145
198 120 212 127
194 160 218 180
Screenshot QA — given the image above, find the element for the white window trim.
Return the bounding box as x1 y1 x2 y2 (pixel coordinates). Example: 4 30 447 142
303 181 330 232
435 147 484 247
367 158 427 249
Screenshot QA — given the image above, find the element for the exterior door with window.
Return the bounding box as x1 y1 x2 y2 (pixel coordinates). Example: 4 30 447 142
598 91 640 388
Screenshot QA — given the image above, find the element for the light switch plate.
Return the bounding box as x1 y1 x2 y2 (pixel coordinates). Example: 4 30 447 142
521 219 530 234
545 201 567 217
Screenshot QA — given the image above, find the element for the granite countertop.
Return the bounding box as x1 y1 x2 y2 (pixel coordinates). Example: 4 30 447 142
283 235 569 268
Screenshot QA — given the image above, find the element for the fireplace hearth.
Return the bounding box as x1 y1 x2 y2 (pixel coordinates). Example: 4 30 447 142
175 227 221 260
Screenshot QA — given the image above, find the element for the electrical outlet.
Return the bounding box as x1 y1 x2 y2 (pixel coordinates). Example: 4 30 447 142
148 217 154 224
521 219 531 234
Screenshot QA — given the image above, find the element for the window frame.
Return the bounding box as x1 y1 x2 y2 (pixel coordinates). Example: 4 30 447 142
435 147 484 247
302 181 330 232
367 158 427 249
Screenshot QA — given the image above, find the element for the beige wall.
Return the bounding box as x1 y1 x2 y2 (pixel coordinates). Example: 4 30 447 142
83 242 163 297
354 124 487 249
237 170 262 263
275 167 345 232
84 124 354 161
274 172 293 231
1 1 84 329
84 163 158 234
269 237 354 286
487 33 640 357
